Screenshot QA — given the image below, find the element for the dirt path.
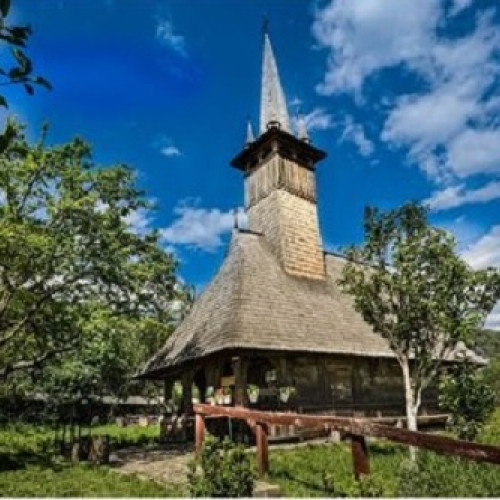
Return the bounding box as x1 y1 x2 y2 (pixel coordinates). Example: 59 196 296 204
111 445 194 487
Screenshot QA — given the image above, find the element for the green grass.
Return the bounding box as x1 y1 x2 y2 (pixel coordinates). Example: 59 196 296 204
266 409 500 497
2 410 500 497
0 421 160 468
0 463 182 497
0 422 183 497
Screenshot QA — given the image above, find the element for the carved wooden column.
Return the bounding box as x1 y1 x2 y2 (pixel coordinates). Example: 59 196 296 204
181 370 194 416
163 379 174 406
232 356 248 406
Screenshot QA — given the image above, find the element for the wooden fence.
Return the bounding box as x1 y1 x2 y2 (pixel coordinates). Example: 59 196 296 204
193 403 500 479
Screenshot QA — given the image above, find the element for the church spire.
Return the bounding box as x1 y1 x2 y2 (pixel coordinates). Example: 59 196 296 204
259 23 291 135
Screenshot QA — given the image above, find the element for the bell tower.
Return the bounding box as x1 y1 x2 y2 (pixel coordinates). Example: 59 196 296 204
231 25 327 280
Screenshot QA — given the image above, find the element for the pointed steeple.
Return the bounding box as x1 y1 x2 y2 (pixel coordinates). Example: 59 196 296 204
245 118 255 147
259 23 291 135
296 112 310 143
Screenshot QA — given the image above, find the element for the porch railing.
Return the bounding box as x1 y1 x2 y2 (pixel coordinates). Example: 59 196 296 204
193 403 500 479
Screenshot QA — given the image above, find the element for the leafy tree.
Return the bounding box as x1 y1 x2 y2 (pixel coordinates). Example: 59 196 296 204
0 0 51 111
0 121 187 382
339 202 500 439
438 360 495 440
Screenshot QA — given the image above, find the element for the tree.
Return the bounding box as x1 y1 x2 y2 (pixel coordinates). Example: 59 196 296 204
0 0 51 110
0 121 186 381
438 360 495 441
339 202 500 438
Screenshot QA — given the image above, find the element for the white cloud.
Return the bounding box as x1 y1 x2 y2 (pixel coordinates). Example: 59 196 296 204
425 180 500 211
123 207 153 236
304 107 334 131
154 135 181 158
440 215 483 252
159 200 238 252
339 116 374 156
462 225 500 331
160 145 181 157
450 0 472 16
289 97 303 108
155 19 186 56
463 225 500 270
292 107 334 133
447 129 500 178
312 0 440 96
313 1 500 190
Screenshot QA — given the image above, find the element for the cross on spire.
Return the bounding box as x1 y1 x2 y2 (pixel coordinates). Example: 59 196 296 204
259 24 291 135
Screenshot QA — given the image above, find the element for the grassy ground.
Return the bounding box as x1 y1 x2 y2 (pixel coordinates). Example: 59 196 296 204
0 422 182 497
1 410 500 497
267 409 500 497
0 463 181 497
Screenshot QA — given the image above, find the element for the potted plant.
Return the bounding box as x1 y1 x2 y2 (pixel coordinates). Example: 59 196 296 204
247 384 260 404
223 386 232 405
192 385 200 404
279 386 296 403
215 388 224 405
205 386 215 405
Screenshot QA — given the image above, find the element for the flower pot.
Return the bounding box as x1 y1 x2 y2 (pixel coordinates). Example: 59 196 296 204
248 393 259 404
279 393 289 403
216 396 224 405
192 397 200 404
223 395 232 405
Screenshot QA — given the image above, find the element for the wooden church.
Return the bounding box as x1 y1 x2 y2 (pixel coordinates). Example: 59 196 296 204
138 28 483 432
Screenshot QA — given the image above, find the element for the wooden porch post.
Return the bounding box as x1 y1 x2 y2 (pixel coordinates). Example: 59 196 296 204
181 370 194 416
195 413 206 457
350 434 370 480
164 379 174 406
256 422 269 476
232 356 248 406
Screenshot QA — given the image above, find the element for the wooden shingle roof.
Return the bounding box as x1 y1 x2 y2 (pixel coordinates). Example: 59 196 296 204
139 230 485 378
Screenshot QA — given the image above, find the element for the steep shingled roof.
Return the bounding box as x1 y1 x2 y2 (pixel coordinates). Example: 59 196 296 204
139 230 486 378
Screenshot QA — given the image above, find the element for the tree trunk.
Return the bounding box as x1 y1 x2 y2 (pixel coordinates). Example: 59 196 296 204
401 358 420 461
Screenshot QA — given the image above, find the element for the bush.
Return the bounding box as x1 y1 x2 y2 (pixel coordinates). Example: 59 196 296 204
439 360 495 441
188 434 255 497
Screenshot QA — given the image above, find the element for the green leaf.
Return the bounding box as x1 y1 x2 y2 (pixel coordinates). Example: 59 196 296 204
0 95 7 108
33 75 52 90
0 0 10 18
24 83 34 95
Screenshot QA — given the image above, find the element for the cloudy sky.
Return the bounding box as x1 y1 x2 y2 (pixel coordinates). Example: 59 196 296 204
3 0 500 329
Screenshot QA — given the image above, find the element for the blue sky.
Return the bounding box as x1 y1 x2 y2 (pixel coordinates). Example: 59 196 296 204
2 0 500 328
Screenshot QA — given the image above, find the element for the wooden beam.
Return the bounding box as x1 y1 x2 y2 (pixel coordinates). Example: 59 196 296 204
193 404 500 466
350 434 370 480
195 413 205 457
256 422 269 476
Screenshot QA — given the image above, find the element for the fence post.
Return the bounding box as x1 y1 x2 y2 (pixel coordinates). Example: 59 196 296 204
350 434 370 480
195 413 205 457
256 422 269 476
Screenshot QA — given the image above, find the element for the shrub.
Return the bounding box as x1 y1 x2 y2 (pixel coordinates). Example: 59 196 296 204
439 360 495 441
188 434 255 497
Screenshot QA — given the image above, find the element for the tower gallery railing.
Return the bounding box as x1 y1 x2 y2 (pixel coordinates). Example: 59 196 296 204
193 403 500 479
